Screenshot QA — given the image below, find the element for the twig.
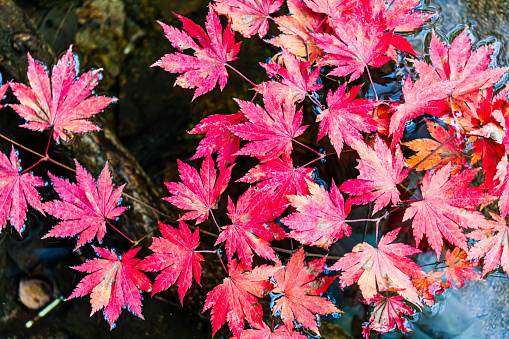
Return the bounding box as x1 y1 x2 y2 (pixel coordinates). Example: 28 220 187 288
225 63 256 87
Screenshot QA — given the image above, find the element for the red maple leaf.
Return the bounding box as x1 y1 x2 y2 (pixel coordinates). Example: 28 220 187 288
468 212 509 277
152 7 241 100
267 0 327 63
237 153 313 206
188 111 244 169
239 322 307 339
43 161 127 249
213 0 284 38
9 45 117 143
316 83 379 157
330 228 425 305
216 187 286 267
412 30 509 101
442 247 481 288
137 220 203 304
67 246 151 329
340 135 408 214
0 147 44 235
281 180 351 248
165 155 233 224
203 259 280 337
229 85 308 160
312 2 392 81
256 47 323 103
402 163 493 257
362 294 415 339
272 248 340 335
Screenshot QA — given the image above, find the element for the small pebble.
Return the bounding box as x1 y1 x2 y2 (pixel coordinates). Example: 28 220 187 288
19 278 51 310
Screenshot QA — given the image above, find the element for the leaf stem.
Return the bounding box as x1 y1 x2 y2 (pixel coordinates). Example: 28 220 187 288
0 133 76 172
306 93 325 109
130 227 158 250
217 250 227 274
293 139 323 156
250 91 258 103
0 133 45 158
225 63 256 87
47 158 76 172
398 182 411 195
209 209 222 232
300 154 327 168
365 66 378 101
362 202 373 242
345 217 378 223
21 158 45 175
106 220 135 244
122 192 175 221
44 131 52 156
268 16 308 47
419 260 444 268
272 246 340 260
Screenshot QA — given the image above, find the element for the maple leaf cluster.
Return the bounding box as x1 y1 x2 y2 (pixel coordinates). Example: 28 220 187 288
151 0 509 336
3 0 509 337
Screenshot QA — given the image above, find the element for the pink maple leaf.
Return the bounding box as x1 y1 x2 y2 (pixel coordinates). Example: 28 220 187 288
237 153 313 206
43 160 127 249
413 30 509 101
403 163 494 257
165 155 233 224
303 0 355 16
230 85 308 160
388 75 454 148
272 248 340 335
330 228 425 305
188 111 244 169
362 294 415 338
67 246 151 329
203 260 281 337
152 7 241 100
9 45 117 143
312 2 392 81
138 220 203 304
213 0 285 38
379 0 435 33
216 187 286 267
340 135 408 214
281 180 351 248
256 47 323 103
316 83 379 157
468 213 509 278
0 147 44 235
